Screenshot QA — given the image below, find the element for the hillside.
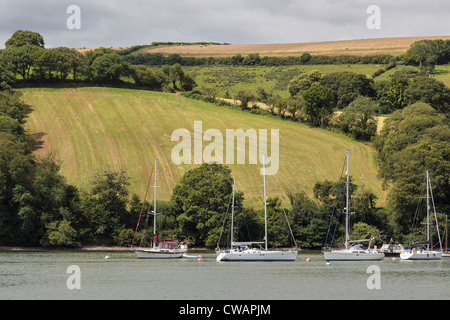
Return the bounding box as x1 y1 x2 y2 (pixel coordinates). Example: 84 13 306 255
138 36 450 57
21 87 386 208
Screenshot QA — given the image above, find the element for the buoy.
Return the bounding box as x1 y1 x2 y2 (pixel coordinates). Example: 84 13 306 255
197 258 203 262
392 257 396 261
105 255 110 259
306 257 311 262
326 262 331 265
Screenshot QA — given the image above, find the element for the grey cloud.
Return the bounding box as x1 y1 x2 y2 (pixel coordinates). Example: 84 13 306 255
0 0 448 48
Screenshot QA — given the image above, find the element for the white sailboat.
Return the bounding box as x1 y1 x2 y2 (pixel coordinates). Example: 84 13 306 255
132 157 187 259
323 149 384 261
400 171 442 260
216 154 298 262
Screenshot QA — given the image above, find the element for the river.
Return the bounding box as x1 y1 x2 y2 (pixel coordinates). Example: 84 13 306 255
1 250 449 300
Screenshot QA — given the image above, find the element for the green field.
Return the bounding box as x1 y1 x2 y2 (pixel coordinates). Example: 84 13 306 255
151 64 385 99
151 64 449 100
21 87 386 208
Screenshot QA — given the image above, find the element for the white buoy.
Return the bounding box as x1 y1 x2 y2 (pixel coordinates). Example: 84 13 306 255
105 255 110 259
326 262 331 265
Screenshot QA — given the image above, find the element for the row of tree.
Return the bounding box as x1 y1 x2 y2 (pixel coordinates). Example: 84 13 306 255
0 30 196 91
121 39 450 68
124 51 397 67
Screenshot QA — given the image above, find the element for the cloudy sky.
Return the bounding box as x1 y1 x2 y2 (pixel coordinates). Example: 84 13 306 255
0 0 448 48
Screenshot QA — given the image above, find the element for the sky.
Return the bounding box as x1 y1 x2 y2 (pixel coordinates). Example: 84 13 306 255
0 0 448 48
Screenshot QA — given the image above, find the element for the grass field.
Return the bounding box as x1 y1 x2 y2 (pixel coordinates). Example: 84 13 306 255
139 36 450 57
180 64 385 98
21 87 386 208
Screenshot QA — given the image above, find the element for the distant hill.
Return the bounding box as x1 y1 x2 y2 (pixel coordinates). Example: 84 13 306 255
21 87 387 208
137 35 450 57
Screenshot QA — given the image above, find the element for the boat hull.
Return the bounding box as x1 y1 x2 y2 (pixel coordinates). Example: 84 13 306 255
134 249 186 259
216 250 298 262
324 250 385 261
400 250 442 260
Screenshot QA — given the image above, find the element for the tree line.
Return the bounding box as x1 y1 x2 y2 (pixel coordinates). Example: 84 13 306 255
0 30 196 92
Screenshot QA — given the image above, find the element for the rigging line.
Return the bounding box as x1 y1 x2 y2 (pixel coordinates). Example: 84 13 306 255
324 155 347 247
266 172 298 248
408 175 425 245
428 175 442 251
217 186 234 248
330 189 346 248
131 167 154 247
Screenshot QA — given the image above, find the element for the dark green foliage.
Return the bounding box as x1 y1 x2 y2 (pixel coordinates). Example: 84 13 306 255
338 96 378 140
321 71 375 109
5 30 45 48
373 102 450 238
171 163 240 247
301 85 333 127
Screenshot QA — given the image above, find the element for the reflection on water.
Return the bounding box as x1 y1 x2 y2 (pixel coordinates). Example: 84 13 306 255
1 251 449 300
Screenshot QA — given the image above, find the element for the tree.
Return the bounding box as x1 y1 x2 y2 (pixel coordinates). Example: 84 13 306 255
180 73 197 91
0 132 33 245
5 30 45 48
375 76 409 113
338 96 378 140
287 191 328 248
84 167 131 244
404 39 450 69
242 53 261 66
90 52 130 82
288 70 323 98
0 90 30 124
171 163 241 247
3 45 44 80
404 76 450 113
301 85 333 126
235 90 255 110
162 63 185 89
130 65 162 89
373 102 450 236
321 71 375 109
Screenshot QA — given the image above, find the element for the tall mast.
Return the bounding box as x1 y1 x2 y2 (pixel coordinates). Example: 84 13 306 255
426 170 430 251
230 178 235 248
263 153 268 251
153 157 158 249
446 215 448 253
345 148 350 249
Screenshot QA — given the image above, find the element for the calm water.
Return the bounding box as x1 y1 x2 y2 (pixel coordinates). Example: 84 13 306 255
1 250 449 300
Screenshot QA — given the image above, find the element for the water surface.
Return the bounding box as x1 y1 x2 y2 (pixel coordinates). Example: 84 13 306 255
1 251 449 300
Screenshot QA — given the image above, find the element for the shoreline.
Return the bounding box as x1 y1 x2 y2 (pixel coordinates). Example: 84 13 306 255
0 245 217 252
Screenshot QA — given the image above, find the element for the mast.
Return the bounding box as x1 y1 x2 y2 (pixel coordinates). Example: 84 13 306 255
426 170 430 251
345 148 350 249
230 178 235 249
153 157 158 249
263 153 268 251
446 215 448 253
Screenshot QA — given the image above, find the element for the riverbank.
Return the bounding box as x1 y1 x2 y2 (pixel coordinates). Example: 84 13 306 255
0 245 217 253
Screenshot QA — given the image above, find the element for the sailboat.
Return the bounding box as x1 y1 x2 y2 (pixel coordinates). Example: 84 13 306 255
400 171 442 260
131 157 187 259
216 154 298 262
323 149 384 261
